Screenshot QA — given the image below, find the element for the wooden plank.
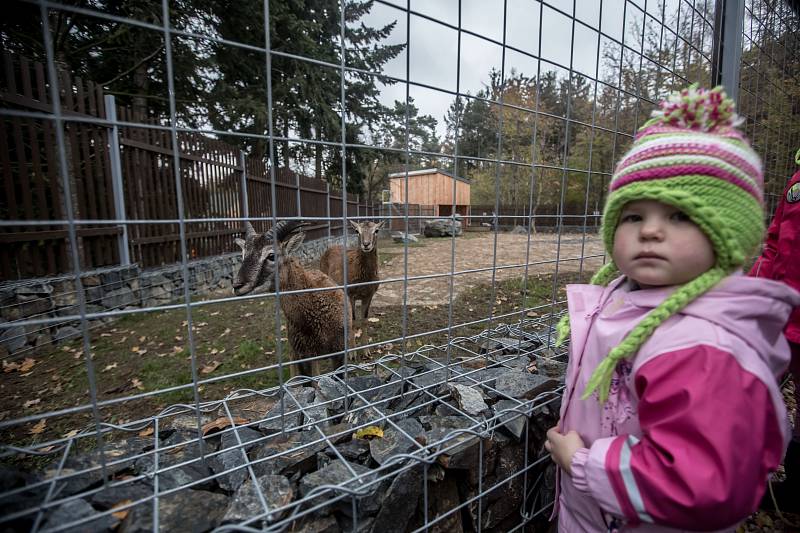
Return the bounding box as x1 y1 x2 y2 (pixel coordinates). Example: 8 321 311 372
0 227 122 242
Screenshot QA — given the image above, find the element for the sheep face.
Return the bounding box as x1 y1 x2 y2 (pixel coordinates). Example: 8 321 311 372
350 220 386 253
232 221 307 296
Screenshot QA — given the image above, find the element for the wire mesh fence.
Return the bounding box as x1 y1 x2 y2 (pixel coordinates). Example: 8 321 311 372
1 0 798 531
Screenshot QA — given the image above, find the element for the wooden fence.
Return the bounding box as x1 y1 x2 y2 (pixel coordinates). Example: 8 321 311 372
0 52 376 281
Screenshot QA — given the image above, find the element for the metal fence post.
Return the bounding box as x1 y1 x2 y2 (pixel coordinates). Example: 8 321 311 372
104 94 130 265
326 181 332 238
239 150 249 220
712 0 745 101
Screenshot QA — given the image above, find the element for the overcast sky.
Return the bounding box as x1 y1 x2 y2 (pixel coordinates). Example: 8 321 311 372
360 0 699 136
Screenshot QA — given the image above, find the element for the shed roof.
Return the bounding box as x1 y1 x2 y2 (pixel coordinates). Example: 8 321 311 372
387 168 469 184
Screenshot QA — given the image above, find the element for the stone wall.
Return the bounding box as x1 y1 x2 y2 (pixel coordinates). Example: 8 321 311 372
0 234 357 357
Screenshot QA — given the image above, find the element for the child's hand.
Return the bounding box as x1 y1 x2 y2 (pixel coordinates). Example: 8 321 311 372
545 425 585 476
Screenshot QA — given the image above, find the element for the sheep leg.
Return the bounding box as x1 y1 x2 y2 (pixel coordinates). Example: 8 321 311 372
350 296 357 322
361 294 374 321
297 356 316 377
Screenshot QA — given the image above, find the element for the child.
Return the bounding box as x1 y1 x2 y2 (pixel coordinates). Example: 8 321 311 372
748 148 800 513
545 86 800 532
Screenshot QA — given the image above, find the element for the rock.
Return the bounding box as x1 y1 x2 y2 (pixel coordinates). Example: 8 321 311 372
34 332 52 348
412 363 465 394
391 232 418 243
211 426 266 492
423 218 462 237
323 438 371 464
533 354 567 379
424 416 486 471
370 464 425 533
412 476 464 533
134 434 216 492
42 499 118 533
479 336 542 357
251 433 328 478
0 319 27 353
369 418 425 465
446 383 489 416
493 399 529 440
472 432 526 530
163 412 216 433
288 515 340 533
304 399 332 428
52 326 81 343
53 438 151 497
90 481 153 510
222 474 293 524
453 367 507 392
0 467 47 532
511 225 529 235
492 372 558 400
299 459 377 515
120 489 228 533
102 287 137 309
258 387 316 434
316 376 347 413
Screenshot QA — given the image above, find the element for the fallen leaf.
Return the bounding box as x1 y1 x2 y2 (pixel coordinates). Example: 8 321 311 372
131 378 144 391
24 399 41 408
103 363 118 372
131 346 140 353
244 312 254 318
354 426 384 440
37 445 55 453
100 333 112 337
111 500 133 521
63 429 80 439
175 335 183 342
2 360 20 373
139 427 154 437
526 311 539 318
136 349 147 355
367 317 380 323
210 311 220 316
210 348 219 355
354 329 363 339
221 328 231 337
173 346 183 353
201 416 248 436
181 321 188 327
196 322 208 327
201 360 222 374
138 336 146 342
29 419 46 435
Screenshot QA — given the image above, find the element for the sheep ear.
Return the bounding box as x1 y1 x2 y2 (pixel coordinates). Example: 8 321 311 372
245 221 256 238
282 232 305 255
234 238 246 250
349 220 360 231
375 220 386 231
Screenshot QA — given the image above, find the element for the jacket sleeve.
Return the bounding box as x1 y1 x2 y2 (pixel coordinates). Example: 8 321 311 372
569 345 785 531
749 185 786 279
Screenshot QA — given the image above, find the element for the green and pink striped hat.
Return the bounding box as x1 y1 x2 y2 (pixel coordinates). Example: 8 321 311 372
559 85 766 403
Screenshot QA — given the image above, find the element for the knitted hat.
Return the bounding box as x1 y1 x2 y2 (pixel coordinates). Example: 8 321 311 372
557 85 765 403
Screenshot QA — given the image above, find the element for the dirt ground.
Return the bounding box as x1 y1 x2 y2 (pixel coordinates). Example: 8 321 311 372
375 232 606 306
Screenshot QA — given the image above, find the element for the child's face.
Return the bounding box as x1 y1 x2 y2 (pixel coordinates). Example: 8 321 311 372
612 200 715 289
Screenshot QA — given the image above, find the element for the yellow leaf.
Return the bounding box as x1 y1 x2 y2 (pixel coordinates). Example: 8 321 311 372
19 358 36 372
103 363 118 372
131 378 144 391
354 329 363 339
63 429 80 439
353 426 384 440
131 346 140 353
29 419 46 435
139 427 154 437
210 311 220 316
138 336 146 342
173 346 183 353
2 360 20 373
24 399 41 408
367 317 380 323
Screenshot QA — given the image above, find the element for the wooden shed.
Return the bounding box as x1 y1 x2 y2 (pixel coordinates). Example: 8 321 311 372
387 168 471 223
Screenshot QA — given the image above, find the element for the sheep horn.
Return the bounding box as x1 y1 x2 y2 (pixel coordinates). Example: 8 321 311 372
272 220 310 242
244 221 256 238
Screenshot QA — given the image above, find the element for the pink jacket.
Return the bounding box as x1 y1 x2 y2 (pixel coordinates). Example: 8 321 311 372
749 169 800 343
556 273 799 532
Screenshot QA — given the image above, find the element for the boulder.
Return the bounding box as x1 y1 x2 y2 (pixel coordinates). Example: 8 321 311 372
423 218 462 237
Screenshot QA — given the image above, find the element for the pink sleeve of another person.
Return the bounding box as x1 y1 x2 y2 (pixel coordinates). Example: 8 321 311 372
570 345 785 530
749 182 786 279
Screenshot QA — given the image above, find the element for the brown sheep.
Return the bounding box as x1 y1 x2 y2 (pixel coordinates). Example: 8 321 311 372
319 220 385 322
232 220 352 377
